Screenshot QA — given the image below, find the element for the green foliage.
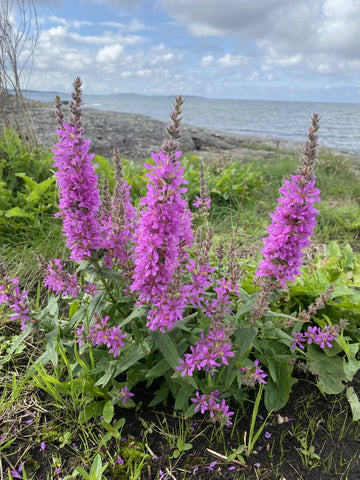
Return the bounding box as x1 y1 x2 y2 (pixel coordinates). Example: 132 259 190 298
104 154 265 210
0 129 56 233
3 104 360 480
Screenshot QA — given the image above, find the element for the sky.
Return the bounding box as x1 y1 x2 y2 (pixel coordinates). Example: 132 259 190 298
13 0 360 102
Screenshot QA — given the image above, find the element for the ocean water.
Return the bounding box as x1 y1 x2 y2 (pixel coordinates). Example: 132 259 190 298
25 91 360 154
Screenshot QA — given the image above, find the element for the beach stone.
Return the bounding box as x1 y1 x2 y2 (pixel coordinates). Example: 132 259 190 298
2 98 360 168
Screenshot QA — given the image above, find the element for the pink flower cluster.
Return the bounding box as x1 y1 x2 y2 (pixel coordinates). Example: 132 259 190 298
101 179 136 269
131 150 193 331
177 328 234 376
0 277 30 330
193 196 211 210
52 123 103 261
77 316 127 358
44 258 98 297
256 175 321 286
191 390 234 426
292 325 337 350
182 260 215 308
240 359 268 387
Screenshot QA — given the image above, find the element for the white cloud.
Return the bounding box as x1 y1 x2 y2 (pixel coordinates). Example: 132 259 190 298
160 0 360 79
217 53 247 67
201 55 214 66
96 43 124 63
41 15 93 28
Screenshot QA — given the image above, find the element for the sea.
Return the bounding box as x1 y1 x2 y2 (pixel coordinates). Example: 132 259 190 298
24 90 360 155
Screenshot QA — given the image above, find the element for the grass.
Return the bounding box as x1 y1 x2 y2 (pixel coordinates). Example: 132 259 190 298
1 146 360 479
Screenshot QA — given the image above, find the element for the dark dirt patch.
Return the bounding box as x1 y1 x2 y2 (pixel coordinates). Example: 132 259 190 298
3 371 360 480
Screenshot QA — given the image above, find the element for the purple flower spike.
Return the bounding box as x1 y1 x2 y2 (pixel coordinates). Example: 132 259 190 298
131 149 193 331
256 114 321 286
52 123 103 261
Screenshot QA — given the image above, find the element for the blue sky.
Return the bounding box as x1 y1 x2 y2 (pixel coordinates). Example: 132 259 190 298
18 0 360 101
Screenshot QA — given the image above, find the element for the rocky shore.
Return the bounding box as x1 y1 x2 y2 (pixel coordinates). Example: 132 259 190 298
3 98 360 166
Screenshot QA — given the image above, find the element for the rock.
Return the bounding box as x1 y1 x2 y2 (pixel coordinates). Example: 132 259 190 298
2 98 360 168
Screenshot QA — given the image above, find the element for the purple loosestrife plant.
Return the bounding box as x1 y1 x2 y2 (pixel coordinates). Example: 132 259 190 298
101 147 136 269
256 114 321 286
12 82 358 437
0 259 30 330
0 276 30 330
43 258 98 298
131 97 193 331
52 122 103 262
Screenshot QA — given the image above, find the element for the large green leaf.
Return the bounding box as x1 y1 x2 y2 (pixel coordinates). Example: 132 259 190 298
264 362 297 411
307 344 346 395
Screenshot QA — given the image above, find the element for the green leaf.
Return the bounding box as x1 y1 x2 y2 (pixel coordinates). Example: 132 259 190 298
346 387 360 421
5 206 33 218
94 363 116 388
74 466 90 479
118 306 146 329
0 327 33 367
264 362 297 411
113 343 146 377
147 387 169 408
78 401 105 424
90 453 108 478
150 330 180 371
174 383 194 411
145 359 171 379
103 400 114 423
328 241 341 257
306 345 346 395
343 343 360 382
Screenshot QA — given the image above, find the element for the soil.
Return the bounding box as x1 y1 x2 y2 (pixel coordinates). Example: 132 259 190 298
1 365 360 480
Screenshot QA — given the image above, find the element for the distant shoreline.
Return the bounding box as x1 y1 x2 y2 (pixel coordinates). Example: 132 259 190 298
2 96 360 167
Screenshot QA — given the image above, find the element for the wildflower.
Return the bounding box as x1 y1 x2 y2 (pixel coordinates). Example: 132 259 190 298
177 328 234 377
44 258 98 298
40 441 46 452
316 325 336 349
52 122 103 261
240 359 267 386
253 360 268 384
193 196 211 210
101 147 136 268
10 469 21 478
191 390 234 426
76 325 87 348
131 97 194 332
264 431 272 439
116 456 124 465
117 386 135 405
292 331 306 350
256 175 320 286
89 316 127 358
131 150 193 331
293 325 337 350
256 114 321 286
0 276 30 330
304 325 318 345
